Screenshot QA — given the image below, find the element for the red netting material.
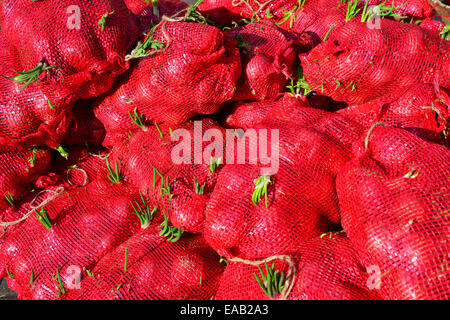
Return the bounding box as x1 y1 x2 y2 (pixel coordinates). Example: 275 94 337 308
62 231 224 300
131 0 189 33
0 170 145 299
289 232 383 300
0 31 75 151
204 97 364 259
223 21 297 101
292 0 352 43
94 21 241 144
0 0 139 105
216 232 383 300
224 93 321 129
124 0 188 16
291 0 434 43
300 20 450 106
336 125 450 300
59 100 106 148
0 1 448 302
225 99 277 129
109 119 226 234
198 0 299 27
382 0 435 18
0 148 51 212
338 83 449 143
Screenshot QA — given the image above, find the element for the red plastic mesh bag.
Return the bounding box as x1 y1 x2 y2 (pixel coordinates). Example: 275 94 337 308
0 0 139 105
338 83 449 143
124 0 187 16
215 232 383 300
224 93 317 129
130 0 189 33
336 125 450 300
0 31 75 151
94 21 241 136
292 0 352 43
197 0 299 27
420 17 447 33
61 101 106 147
0 176 145 300
62 230 224 300
381 0 435 18
225 99 277 129
291 0 434 43
109 119 226 234
300 19 450 106
0 148 51 213
223 21 297 101
204 99 363 259
289 232 383 300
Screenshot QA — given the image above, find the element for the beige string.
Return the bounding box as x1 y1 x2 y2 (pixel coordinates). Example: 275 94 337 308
66 166 89 187
125 0 209 61
229 254 297 300
364 122 387 152
0 187 66 227
421 103 446 123
0 165 90 227
232 0 275 21
88 152 110 160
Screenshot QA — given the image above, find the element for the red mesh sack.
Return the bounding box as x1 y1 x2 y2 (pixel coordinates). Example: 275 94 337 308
0 0 140 105
215 232 383 300
300 19 450 107
223 21 297 101
292 0 352 44
215 255 295 300
338 83 449 143
124 0 160 14
109 119 226 234
291 0 434 44
124 0 187 16
204 98 363 259
61 101 106 147
0 31 75 151
419 17 447 33
197 0 299 27
225 99 277 129
94 21 241 138
0 148 51 212
130 0 189 33
224 93 314 129
0 175 146 300
289 232 383 300
62 230 224 300
382 0 435 18
336 124 450 300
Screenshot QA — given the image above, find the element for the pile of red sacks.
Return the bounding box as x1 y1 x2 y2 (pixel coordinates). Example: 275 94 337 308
0 0 448 300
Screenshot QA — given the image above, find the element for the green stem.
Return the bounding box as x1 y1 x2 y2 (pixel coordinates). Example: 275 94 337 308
252 175 271 208
56 145 69 159
159 211 184 242
130 190 157 228
105 157 121 183
54 265 66 297
35 208 52 230
323 25 335 42
1 61 61 91
4 191 14 207
254 262 285 299
209 156 222 174
194 178 206 195
98 11 114 31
